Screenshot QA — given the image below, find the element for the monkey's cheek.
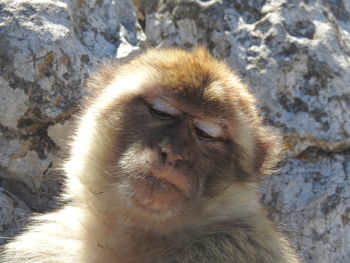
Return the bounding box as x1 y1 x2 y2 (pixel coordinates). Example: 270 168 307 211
133 177 186 212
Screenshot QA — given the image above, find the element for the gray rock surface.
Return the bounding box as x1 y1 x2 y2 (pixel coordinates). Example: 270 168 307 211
0 0 144 244
1 0 350 262
262 152 350 263
0 186 32 244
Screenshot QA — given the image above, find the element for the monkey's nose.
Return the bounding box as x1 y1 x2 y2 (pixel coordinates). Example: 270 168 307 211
160 146 183 166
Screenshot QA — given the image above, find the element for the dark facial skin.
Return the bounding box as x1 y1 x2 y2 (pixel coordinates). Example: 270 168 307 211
103 94 239 219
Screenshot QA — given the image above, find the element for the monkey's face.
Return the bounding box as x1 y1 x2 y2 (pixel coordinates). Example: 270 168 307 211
98 91 241 223
77 48 271 226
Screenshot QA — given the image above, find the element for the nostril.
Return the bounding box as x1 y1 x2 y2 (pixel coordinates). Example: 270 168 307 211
161 151 167 161
159 143 183 165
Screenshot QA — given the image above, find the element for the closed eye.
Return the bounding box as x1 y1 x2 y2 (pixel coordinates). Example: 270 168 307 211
193 119 223 140
150 107 174 120
148 101 180 120
195 126 215 139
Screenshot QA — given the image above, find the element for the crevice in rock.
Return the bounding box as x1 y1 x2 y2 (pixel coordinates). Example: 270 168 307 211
0 172 63 213
285 132 350 159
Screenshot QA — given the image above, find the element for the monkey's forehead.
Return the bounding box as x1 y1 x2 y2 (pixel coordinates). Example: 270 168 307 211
140 86 234 120
136 51 250 109
90 47 257 119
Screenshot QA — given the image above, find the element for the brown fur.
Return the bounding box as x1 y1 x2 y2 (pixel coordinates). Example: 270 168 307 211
1 47 300 263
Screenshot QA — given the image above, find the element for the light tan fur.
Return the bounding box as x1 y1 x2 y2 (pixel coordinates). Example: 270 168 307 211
1 48 300 263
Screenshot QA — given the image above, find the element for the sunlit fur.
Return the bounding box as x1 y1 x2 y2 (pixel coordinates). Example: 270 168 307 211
1 48 300 263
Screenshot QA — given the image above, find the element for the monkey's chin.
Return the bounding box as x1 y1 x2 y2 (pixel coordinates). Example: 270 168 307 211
133 175 186 212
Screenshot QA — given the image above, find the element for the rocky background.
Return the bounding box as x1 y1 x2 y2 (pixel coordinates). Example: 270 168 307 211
0 0 349 262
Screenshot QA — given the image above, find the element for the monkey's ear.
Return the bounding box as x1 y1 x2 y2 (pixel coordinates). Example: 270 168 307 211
253 133 281 176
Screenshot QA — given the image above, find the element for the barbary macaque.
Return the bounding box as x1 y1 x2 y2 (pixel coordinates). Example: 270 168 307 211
1 48 301 263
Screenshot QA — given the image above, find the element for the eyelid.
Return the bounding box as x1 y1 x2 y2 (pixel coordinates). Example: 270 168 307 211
150 99 181 116
193 119 223 138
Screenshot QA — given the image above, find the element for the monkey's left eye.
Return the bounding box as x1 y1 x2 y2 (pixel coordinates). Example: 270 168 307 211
193 119 223 140
195 127 215 139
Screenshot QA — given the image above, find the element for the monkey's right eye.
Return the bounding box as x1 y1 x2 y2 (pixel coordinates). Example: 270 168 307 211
149 102 177 120
150 107 174 120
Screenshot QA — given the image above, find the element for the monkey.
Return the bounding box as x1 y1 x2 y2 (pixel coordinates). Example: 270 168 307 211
0 47 301 263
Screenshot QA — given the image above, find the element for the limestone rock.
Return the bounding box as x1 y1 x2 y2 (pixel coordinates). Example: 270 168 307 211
262 152 350 262
0 187 32 245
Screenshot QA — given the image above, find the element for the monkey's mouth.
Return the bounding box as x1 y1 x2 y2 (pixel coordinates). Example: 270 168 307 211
133 169 191 212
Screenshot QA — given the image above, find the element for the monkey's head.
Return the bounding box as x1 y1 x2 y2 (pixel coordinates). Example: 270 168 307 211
66 48 278 228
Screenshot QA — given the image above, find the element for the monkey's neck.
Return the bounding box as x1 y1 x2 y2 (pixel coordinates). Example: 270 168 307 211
77 183 264 262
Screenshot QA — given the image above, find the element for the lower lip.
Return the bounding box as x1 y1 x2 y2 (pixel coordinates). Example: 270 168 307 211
133 175 186 212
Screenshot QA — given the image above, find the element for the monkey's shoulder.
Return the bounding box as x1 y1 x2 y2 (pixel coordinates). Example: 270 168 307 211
153 221 300 263
0 207 82 263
